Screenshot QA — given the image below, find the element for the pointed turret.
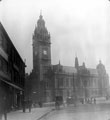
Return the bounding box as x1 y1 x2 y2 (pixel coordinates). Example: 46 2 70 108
59 60 60 65
82 62 85 68
97 60 106 75
37 12 45 29
33 12 50 43
75 56 79 70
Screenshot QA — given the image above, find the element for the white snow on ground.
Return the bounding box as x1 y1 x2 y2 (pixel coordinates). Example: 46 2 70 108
2 107 53 120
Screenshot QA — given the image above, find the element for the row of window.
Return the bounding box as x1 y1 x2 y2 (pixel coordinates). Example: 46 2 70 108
11 49 23 69
0 31 24 72
55 89 100 98
0 55 8 74
55 77 74 88
0 32 8 53
0 30 25 88
81 78 98 88
0 55 24 87
55 76 100 89
55 90 73 97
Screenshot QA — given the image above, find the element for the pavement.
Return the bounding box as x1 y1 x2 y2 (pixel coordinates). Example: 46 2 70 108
2 107 55 120
1 99 110 120
43 101 110 120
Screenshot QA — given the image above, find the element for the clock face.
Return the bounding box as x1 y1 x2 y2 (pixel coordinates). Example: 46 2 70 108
43 50 47 55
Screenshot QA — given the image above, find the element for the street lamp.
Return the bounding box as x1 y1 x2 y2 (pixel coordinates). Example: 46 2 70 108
32 91 37 107
73 73 77 106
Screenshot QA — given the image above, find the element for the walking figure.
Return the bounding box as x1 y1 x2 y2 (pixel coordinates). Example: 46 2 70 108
28 99 32 112
0 95 3 120
0 87 7 120
55 101 59 110
2 96 7 120
22 100 26 113
94 98 96 104
38 101 42 108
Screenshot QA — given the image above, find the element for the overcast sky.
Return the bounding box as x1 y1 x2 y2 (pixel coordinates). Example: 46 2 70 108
0 0 110 77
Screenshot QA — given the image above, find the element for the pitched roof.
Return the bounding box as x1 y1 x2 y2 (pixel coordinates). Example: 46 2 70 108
62 66 77 74
52 64 77 74
87 68 98 75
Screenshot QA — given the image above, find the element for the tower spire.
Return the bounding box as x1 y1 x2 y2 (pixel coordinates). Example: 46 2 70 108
75 52 77 58
40 10 42 15
75 54 79 69
40 10 43 19
59 60 60 65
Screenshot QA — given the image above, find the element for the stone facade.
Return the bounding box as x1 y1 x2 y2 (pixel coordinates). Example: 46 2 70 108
53 58 109 102
32 14 53 103
52 62 77 102
31 14 109 103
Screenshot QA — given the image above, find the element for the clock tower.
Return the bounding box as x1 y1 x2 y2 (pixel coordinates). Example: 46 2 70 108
32 13 51 102
33 13 51 81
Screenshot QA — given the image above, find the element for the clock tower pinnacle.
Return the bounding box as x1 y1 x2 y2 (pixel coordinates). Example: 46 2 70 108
32 13 51 82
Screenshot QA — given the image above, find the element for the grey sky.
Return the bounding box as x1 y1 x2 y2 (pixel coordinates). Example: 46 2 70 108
0 0 110 78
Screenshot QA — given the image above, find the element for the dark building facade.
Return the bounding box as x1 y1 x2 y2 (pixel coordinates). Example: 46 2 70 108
31 14 109 103
0 22 25 111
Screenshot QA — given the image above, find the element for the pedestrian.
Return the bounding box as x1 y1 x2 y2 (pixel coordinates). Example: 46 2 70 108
22 100 26 113
55 101 58 110
91 98 93 104
0 96 3 120
28 99 32 112
2 96 7 120
0 86 4 120
82 98 84 104
55 100 60 110
38 101 42 108
94 98 96 104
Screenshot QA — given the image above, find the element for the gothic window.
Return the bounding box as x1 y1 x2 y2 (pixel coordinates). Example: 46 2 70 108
55 79 58 88
69 78 72 87
66 78 69 87
46 80 49 89
59 90 63 96
71 78 73 86
46 91 50 97
59 77 63 88
67 90 69 97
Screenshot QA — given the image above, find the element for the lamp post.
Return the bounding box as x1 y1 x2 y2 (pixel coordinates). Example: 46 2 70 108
33 91 36 106
73 73 77 106
20 91 23 108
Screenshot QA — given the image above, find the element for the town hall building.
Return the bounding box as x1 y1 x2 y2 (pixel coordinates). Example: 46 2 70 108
30 13 109 104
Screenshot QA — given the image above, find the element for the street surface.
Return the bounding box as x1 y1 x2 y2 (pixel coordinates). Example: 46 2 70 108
2 99 110 120
41 103 110 120
2 107 54 120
